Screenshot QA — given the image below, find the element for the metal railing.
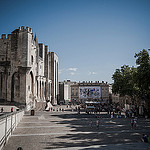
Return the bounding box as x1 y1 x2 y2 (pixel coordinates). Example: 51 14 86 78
0 110 24 150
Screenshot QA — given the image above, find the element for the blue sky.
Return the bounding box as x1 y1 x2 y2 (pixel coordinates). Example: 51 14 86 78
0 0 150 83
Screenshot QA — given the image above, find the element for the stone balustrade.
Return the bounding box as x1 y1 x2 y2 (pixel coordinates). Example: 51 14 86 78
0 110 24 150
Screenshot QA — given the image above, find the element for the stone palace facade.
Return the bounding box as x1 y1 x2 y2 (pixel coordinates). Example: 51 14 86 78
0 26 59 110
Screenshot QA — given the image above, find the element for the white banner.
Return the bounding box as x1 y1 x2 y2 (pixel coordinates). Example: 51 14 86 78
79 87 101 99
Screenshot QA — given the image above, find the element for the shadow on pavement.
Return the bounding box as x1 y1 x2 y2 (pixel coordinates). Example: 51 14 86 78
40 112 150 149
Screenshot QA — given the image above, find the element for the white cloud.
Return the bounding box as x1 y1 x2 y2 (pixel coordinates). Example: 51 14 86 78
88 72 97 75
59 68 78 77
68 68 78 72
70 72 75 75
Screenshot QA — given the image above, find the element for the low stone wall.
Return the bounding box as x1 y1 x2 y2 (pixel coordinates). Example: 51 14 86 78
0 110 24 150
0 105 18 113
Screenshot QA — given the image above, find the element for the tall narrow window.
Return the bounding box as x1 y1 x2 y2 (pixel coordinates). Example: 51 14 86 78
37 80 38 97
31 55 33 65
0 73 3 97
30 72 34 94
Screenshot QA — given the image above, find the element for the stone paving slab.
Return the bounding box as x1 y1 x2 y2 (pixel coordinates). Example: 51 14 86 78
2 107 150 150
50 143 150 150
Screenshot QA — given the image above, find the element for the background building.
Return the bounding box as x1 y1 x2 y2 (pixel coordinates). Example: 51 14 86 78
71 82 79 105
59 80 110 105
0 26 59 110
59 80 76 104
76 81 109 104
49 52 59 105
109 84 120 104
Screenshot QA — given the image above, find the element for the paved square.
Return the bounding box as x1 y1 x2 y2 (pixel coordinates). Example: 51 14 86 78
3 106 150 150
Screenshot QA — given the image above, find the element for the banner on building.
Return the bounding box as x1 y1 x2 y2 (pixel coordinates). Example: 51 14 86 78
79 87 101 99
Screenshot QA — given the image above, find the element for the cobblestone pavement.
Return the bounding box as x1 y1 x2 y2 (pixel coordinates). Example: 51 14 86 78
2 105 150 150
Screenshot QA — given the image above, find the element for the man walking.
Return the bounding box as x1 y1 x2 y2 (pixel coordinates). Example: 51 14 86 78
96 119 99 129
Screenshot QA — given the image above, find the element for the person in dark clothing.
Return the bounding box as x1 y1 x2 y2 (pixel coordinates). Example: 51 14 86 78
141 134 148 143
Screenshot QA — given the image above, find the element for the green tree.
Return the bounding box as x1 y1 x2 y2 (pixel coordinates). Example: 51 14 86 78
112 49 150 111
112 65 138 104
134 49 150 108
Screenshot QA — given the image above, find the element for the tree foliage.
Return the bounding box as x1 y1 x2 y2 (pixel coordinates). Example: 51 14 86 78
112 65 138 98
112 49 150 106
135 49 150 104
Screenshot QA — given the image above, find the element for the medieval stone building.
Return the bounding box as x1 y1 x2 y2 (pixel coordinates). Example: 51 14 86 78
0 26 59 110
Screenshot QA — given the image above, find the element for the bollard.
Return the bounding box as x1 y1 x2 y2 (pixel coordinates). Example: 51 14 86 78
31 110 35 116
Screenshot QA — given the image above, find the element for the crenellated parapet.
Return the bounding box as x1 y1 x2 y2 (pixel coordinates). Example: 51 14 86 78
0 26 37 46
18 26 32 33
0 34 11 40
0 27 33 41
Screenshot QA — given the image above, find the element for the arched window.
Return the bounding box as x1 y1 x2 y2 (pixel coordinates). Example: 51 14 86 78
11 72 20 102
30 72 34 94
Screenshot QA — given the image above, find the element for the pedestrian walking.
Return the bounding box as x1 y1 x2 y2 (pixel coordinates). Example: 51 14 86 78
90 120 93 128
133 117 137 129
119 111 121 118
11 107 13 112
141 134 148 143
51 107 53 111
131 117 134 129
147 135 150 143
75 106 77 111
1 107 3 113
78 107 80 115
96 119 99 129
111 112 114 118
